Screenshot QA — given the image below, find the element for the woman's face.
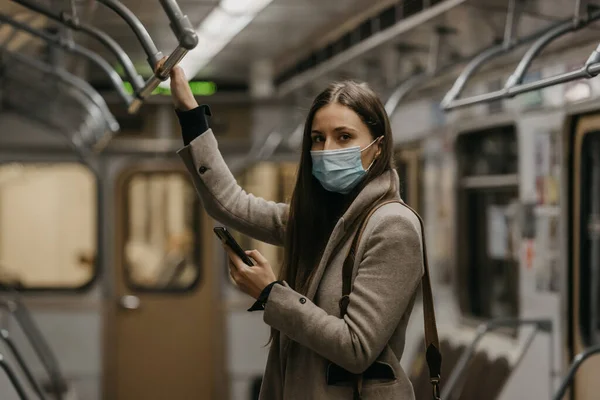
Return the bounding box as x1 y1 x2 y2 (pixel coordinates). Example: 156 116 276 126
310 102 381 169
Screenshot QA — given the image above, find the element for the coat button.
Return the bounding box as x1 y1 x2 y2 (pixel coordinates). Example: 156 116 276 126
198 166 208 174
299 297 306 304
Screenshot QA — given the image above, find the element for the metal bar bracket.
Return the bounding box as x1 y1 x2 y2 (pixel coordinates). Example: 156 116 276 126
440 318 553 399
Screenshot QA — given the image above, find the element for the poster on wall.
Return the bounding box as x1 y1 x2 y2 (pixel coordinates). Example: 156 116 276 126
534 213 561 293
532 128 561 293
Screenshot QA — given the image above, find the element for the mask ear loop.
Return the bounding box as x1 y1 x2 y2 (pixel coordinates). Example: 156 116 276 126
364 136 383 172
360 136 381 153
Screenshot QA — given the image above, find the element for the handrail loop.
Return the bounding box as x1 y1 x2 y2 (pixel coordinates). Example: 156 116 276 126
443 3 600 110
385 25 456 116
95 0 163 68
10 0 199 115
10 0 145 93
0 12 133 109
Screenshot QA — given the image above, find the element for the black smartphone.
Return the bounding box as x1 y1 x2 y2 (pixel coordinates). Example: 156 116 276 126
213 227 254 266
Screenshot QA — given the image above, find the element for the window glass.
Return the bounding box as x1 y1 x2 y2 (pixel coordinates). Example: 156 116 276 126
464 189 520 319
460 126 518 176
0 163 97 289
123 172 201 291
457 127 520 321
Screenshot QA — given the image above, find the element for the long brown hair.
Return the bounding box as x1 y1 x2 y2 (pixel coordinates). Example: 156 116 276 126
268 81 395 346
281 80 395 293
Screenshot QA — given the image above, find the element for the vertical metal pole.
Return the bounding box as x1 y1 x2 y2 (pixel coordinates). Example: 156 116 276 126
549 325 556 397
503 0 517 47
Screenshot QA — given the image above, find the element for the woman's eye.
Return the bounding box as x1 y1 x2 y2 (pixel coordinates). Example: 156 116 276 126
340 134 351 141
312 136 324 143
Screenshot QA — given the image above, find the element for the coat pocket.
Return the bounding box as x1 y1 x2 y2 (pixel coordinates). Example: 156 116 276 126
326 361 397 387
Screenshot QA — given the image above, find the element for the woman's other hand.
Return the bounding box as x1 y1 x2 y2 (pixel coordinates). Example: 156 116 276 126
155 57 198 111
226 247 277 299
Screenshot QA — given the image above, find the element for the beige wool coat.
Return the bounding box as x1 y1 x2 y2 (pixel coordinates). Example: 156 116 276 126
178 129 425 399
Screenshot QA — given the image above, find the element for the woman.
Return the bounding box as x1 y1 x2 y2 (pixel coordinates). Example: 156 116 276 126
169 64 432 399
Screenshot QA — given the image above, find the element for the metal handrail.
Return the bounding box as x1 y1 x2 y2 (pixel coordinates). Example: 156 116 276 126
95 0 163 68
10 0 144 93
2 71 101 159
552 344 600 400
385 72 429 116
384 26 455 116
0 296 68 400
127 0 198 113
441 318 553 400
441 0 527 108
0 12 133 108
0 41 114 134
0 49 118 152
0 353 29 400
443 5 600 110
10 0 198 114
0 330 45 399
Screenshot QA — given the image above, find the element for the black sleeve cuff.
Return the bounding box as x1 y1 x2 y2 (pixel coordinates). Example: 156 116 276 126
175 105 212 146
247 280 283 312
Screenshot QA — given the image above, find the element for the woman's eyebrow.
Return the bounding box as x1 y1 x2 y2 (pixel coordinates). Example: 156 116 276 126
333 126 357 133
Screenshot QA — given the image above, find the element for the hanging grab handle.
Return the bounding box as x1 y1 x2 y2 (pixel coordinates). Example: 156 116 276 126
127 0 198 113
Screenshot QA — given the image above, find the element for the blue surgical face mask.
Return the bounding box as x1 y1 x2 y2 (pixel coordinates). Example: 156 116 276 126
310 137 380 194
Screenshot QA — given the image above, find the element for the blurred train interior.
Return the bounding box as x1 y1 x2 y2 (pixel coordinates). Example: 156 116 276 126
0 0 600 399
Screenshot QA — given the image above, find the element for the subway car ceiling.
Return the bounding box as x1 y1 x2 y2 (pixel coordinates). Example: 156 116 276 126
3 0 597 103
0 0 596 157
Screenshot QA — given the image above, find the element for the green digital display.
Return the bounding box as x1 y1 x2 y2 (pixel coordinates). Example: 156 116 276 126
122 80 217 96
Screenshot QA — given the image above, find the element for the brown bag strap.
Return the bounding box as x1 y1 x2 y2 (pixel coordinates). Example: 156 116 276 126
340 199 441 400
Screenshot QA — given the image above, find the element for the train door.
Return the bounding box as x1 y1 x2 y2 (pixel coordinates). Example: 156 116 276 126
568 114 600 400
104 161 223 400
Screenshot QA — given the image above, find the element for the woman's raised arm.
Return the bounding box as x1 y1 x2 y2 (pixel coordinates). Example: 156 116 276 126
168 64 289 246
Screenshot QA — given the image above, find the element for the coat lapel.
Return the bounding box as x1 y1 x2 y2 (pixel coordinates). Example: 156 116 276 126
304 169 400 301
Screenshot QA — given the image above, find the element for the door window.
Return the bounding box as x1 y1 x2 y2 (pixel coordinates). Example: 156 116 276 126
0 162 97 290
122 171 201 291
